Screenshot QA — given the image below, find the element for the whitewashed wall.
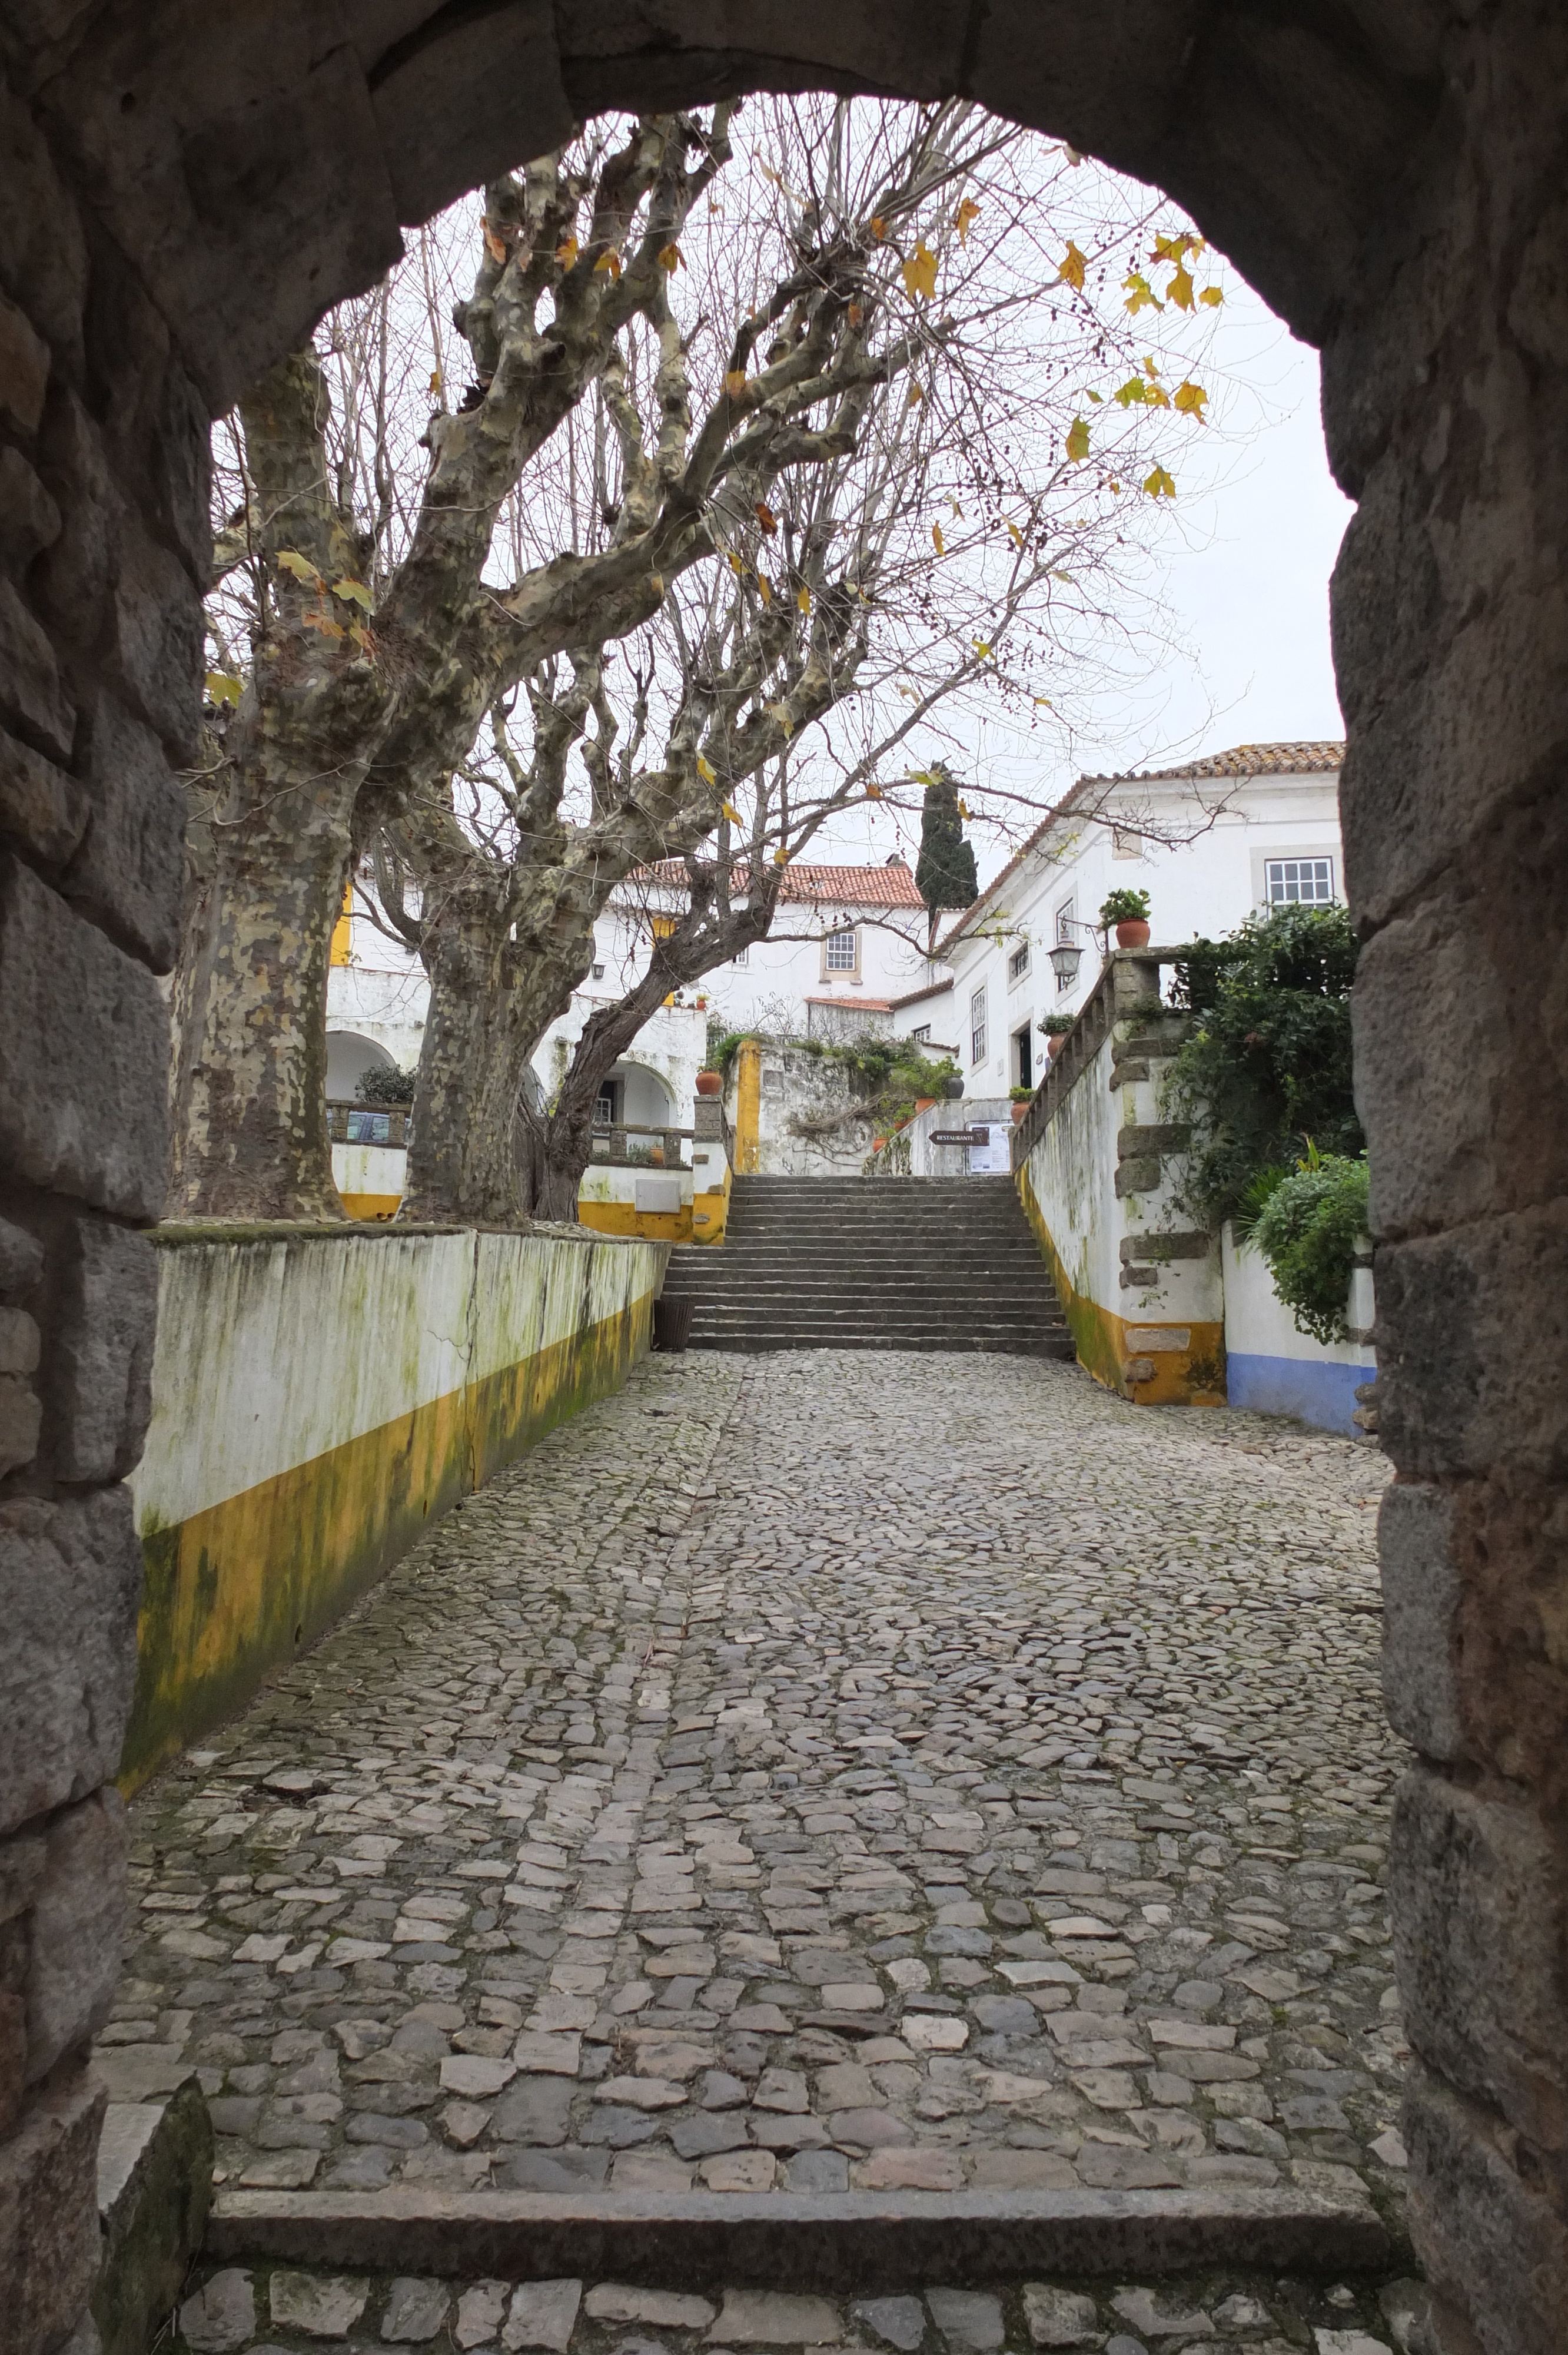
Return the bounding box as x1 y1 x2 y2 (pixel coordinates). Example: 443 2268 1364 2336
1221 1225 1376 1435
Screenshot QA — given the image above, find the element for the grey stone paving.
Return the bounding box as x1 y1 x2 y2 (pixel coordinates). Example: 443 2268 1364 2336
174 2259 1431 2355
107 1354 1408 2220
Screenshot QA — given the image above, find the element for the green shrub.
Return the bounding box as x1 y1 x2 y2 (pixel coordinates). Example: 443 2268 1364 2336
356 1064 416 1105
1250 1153 1370 1344
1163 902 1361 1230
1099 885 1151 925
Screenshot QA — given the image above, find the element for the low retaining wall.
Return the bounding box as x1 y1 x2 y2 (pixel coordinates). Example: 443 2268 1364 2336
122 1223 665 1787
1221 1224 1375 1434
1013 954 1224 1405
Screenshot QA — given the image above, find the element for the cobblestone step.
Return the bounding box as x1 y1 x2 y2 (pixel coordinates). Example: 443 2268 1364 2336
175 2248 1428 2355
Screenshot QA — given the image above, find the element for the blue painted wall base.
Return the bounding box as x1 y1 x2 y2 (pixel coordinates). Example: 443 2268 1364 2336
1225 1350 1373 1436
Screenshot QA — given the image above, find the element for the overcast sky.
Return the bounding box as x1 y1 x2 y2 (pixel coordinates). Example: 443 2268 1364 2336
822 263 1355 889
1132 278 1353 771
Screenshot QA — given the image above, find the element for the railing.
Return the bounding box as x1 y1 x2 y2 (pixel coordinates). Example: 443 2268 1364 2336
1010 950 1182 1170
327 1100 410 1147
589 1121 691 1169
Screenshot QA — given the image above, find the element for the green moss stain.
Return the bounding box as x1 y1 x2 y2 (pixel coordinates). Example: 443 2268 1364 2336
121 1243 659 1790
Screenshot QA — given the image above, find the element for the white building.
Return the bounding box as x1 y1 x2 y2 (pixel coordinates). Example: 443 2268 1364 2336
324 855 940 1133
924 741 1346 1099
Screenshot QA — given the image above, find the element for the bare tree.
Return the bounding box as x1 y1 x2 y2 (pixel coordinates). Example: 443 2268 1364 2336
360 95 1233 1222
180 114 735 1219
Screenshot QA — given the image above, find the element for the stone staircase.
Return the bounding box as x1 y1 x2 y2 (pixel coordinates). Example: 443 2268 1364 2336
657 1175 1075 1356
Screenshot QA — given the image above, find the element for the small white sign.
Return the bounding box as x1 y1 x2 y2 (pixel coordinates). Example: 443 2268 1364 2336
968 1124 1012 1175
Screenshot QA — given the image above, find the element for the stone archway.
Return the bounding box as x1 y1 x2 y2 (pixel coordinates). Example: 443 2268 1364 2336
0 9 1563 2352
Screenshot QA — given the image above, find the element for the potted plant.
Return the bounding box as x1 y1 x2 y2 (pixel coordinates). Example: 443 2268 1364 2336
1039 1011 1074 1060
695 1070 723 1096
1100 886 1151 948
1009 1084 1033 1123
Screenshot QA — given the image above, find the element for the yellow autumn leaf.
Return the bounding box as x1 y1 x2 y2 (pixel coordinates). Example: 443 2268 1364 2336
555 235 579 268
756 573 773 605
594 249 623 278
870 214 888 240
755 500 778 535
723 369 748 399
958 798 972 818
972 639 992 656
1173 379 1208 419
428 368 443 394
901 240 938 303
277 550 320 586
348 622 374 654
301 609 346 641
1199 285 1224 308
1167 263 1195 311
697 753 717 785
481 218 507 264
1123 271 1162 314
932 523 945 556
1114 376 1149 408
659 241 683 273
1006 520 1022 549
331 577 373 609
1086 388 1104 403
847 302 863 329
796 586 811 613
1065 416 1090 462
649 573 664 598
865 781 883 800
727 550 746 576
954 195 981 244
1058 241 1088 291
908 769 939 785
722 800 742 822
906 381 923 409
773 846 790 864
205 670 242 706
1143 465 1177 498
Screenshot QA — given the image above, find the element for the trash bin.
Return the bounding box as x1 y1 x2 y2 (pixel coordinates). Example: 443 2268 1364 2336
653 1297 694 1352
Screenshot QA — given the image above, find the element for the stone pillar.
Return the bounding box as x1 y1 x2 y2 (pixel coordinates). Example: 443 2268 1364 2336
0 66 201 2355
1326 16 1568 2349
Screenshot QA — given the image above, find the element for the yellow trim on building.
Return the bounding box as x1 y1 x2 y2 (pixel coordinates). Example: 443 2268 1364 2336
339 1191 401 1220
329 876 354 967
733 1038 762 1175
576 1198 693 1243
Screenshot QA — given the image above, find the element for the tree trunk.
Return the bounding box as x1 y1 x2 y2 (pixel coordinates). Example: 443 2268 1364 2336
399 880 534 1225
169 786 352 1220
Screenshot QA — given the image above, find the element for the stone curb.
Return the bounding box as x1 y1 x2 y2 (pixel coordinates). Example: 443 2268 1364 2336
207 2186 1388 2288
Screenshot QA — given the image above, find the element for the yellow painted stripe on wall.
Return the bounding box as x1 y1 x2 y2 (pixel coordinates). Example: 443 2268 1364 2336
122 1292 655 1790
733 1041 762 1175
1016 1165 1224 1405
577 1200 693 1243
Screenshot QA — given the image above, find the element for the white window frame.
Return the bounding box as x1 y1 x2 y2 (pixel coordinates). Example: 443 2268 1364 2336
1007 940 1031 986
1251 847 1340 910
822 925 860 977
970 984 988 1066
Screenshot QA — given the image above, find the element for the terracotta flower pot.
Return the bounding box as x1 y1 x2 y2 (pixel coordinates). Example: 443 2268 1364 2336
649 1147 665 1167
1115 917 1151 948
1011 1101 1030 1124
695 1070 723 1096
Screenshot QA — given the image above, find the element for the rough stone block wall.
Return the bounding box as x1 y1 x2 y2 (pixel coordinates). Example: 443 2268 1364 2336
0 58 201 2355
1323 15 1568 2349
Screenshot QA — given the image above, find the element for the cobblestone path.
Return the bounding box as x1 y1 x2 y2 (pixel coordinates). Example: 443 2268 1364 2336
109 1352 1408 2227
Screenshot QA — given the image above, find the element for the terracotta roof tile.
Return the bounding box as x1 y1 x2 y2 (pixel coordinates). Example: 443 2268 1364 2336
633 859 925 909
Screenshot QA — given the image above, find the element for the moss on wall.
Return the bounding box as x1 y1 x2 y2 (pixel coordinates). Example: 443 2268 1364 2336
121 1235 658 1789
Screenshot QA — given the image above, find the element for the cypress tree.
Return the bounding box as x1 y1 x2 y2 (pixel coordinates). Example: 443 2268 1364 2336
915 764 978 943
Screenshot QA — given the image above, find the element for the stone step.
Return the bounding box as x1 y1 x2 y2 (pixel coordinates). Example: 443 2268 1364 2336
204 2182 1393 2287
